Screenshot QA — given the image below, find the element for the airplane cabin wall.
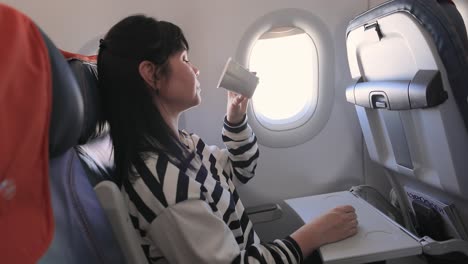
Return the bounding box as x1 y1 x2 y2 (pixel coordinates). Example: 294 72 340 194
369 0 390 8
2 0 371 206
0 0 204 54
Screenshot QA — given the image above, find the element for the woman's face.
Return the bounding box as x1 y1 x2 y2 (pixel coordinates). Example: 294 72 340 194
157 50 201 112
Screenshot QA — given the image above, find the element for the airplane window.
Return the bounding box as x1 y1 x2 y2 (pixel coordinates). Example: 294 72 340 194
236 8 334 147
249 27 318 130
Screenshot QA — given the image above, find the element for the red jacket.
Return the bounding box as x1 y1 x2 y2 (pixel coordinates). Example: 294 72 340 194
0 4 53 263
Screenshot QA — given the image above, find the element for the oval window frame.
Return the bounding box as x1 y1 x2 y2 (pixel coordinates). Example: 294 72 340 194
236 8 335 148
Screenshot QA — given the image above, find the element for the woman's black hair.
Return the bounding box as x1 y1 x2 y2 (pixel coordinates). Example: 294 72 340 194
97 14 193 185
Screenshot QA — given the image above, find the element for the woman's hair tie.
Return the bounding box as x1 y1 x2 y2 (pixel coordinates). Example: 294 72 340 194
99 39 107 49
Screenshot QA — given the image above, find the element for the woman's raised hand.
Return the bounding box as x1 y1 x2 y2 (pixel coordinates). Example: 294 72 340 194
226 91 249 124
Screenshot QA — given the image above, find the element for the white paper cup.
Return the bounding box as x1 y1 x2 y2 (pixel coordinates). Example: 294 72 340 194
217 57 259 98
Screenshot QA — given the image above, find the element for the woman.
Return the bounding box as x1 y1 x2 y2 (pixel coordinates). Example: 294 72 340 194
98 15 358 264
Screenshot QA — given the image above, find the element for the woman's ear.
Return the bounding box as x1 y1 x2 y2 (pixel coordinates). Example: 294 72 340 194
138 61 160 92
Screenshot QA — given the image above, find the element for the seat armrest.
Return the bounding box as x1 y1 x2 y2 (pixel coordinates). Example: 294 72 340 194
95 181 148 264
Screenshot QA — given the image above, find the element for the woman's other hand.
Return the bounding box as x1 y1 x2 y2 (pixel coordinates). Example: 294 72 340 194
291 205 358 257
309 205 358 245
226 91 249 124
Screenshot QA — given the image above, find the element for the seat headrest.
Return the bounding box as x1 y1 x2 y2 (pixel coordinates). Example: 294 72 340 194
63 54 116 184
67 58 105 144
347 0 468 131
40 32 84 158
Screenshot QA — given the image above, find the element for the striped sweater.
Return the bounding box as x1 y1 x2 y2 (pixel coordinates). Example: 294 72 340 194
122 117 303 263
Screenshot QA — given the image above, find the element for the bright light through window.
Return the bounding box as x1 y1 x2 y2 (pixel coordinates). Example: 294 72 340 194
249 28 316 122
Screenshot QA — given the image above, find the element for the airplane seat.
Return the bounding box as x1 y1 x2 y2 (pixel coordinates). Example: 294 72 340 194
69 58 115 186
68 58 149 264
0 4 123 264
37 36 126 264
346 0 468 260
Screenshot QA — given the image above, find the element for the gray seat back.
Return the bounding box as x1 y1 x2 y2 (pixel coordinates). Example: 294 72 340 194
345 2 468 257
38 46 125 262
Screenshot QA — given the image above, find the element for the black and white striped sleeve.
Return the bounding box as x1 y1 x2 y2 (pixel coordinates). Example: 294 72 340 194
221 115 259 185
148 199 303 264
